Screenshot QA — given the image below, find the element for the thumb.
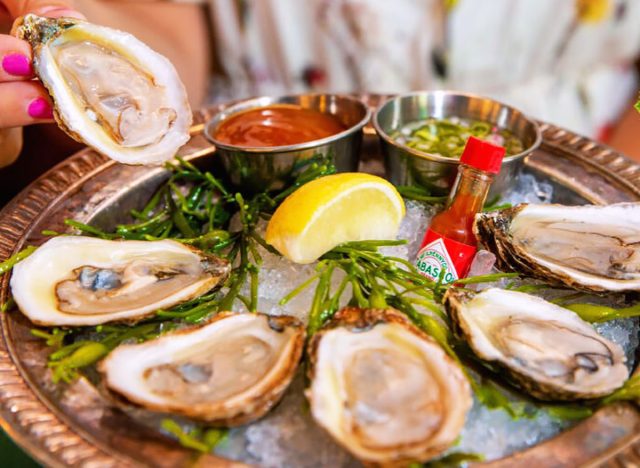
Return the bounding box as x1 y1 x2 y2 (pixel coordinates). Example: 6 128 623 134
4 1 85 20
31 4 85 19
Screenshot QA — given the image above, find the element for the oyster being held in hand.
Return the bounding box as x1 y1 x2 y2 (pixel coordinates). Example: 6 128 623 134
307 307 471 465
445 288 628 400
474 203 640 292
101 313 305 424
11 236 229 326
15 14 192 164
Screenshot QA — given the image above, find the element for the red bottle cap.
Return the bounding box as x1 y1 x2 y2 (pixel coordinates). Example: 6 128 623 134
459 136 506 174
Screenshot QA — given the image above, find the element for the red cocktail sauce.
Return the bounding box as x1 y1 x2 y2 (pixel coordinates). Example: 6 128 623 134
213 105 347 147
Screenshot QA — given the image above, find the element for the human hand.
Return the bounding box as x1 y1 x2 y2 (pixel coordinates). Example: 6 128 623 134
0 1 84 129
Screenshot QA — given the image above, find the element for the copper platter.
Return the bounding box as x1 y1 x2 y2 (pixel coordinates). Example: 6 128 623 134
0 95 640 467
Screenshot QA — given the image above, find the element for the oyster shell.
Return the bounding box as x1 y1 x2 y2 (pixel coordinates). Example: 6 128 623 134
474 202 640 292
15 14 192 165
10 236 229 326
307 307 471 465
100 312 304 425
445 288 628 400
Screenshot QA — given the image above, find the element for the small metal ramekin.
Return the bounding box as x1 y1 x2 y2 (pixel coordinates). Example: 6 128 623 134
205 94 371 192
373 91 542 198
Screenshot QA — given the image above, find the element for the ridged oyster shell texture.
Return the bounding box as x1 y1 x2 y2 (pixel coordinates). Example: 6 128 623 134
101 312 305 425
474 202 640 292
306 307 472 465
15 14 192 164
10 236 229 326
445 288 628 400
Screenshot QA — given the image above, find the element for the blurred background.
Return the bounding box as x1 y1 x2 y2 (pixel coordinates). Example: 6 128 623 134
203 0 640 147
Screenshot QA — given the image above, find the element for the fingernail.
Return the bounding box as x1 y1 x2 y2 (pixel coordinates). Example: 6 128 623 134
28 98 53 119
2 54 31 76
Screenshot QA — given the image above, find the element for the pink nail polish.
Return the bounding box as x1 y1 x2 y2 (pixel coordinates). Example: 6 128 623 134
2 54 32 76
28 98 53 119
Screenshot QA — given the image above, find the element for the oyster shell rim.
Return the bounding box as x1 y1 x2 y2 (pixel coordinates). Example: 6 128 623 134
10 236 231 327
15 14 193 166
306 306 472 465
99 311 306 426
473 202 640 292
444 287 629 401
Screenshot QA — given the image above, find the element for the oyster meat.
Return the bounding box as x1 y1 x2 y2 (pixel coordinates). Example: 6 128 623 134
474 202 640 292
11 236 229 326
445 288 628 400
15 14 192 165
101 312 304 425
307 307 471 465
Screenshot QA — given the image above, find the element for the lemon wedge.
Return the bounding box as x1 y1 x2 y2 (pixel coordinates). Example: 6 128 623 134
266 173 405 264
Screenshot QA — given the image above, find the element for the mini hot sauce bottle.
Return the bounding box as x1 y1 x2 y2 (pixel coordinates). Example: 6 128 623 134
415 136 505 283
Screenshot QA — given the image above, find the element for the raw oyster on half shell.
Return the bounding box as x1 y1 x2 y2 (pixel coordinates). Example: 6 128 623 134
15 14 192 165
474 202 640 292
307 307 471 465
11 236 229 326
445 288 628 400
101 312 304 425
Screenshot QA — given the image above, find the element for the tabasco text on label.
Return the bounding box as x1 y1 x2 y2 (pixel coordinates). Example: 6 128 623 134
415 230 477 283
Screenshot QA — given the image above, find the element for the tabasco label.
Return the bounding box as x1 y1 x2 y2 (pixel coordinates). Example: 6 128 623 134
415 229 476 283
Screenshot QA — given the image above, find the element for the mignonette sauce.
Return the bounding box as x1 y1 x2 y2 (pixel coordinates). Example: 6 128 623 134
415 136 506 283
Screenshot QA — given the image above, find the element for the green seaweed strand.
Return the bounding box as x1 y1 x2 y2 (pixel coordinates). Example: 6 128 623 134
0 245 37 275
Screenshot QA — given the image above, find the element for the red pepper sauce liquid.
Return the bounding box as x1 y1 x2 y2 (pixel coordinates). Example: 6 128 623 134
428 191 484 246
214 104 347 147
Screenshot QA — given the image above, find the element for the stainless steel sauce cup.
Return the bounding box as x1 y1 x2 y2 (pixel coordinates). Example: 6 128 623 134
373 91 541 199
205 94 371 193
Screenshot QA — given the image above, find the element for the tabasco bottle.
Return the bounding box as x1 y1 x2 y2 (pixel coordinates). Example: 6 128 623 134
415 136 505 283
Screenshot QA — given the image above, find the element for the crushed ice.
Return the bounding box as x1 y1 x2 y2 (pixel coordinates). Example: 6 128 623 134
213 171 639 466
217 372 358 467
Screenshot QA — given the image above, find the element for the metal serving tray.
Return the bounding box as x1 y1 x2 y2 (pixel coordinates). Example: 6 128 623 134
0 95 639 467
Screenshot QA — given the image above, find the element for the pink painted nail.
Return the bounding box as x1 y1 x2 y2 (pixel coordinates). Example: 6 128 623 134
2 54 32 76
28 98 53 119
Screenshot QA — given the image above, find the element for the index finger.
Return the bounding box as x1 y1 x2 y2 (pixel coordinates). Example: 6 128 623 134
0 34 33 81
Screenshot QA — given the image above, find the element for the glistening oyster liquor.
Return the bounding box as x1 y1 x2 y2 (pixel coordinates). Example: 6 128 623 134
415 137 505 282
